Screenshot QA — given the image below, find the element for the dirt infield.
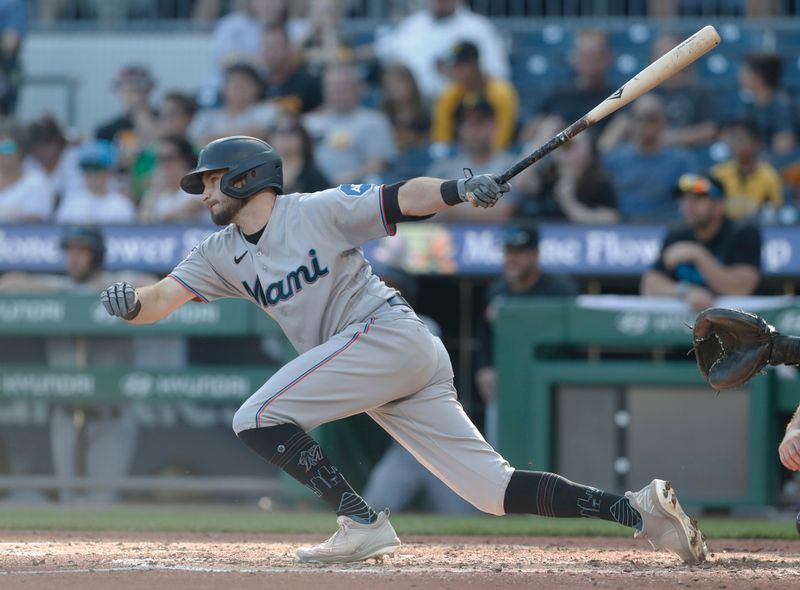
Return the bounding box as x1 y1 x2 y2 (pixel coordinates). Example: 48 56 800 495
1 530 798 590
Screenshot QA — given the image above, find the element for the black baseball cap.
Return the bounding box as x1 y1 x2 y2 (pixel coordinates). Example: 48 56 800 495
455 93 495 123
502 224 539 250
445 41 480 65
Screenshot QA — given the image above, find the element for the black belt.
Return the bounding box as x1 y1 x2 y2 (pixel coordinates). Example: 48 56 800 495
387 294 410 307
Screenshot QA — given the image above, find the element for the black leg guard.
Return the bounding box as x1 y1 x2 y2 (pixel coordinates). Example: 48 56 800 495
238 425 378 524
503 470 642 529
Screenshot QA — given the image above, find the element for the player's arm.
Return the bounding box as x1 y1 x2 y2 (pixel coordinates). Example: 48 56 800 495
101 277 194 325
779 404 800 471
394 175 510 218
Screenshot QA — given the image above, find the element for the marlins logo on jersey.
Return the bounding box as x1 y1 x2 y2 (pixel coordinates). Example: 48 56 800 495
242 249 330 308
338 184 374 197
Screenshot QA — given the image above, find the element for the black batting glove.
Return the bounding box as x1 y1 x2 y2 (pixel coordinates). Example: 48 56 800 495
457 174 511 208
100 282 141 320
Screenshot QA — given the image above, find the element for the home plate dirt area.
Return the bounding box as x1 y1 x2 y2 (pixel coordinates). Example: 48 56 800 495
0 531 798 590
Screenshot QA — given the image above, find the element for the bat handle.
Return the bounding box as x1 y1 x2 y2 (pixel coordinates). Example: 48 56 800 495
495 118 592 184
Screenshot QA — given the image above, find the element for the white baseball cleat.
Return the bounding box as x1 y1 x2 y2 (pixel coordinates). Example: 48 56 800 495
296 510 401 564
625 479 708 565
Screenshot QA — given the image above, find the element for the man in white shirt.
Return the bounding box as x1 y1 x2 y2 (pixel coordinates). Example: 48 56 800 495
0 119 55 222
374 0 509 101
55 140 135 224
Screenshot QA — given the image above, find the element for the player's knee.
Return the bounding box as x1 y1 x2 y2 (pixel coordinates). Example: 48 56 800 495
231 404 255 435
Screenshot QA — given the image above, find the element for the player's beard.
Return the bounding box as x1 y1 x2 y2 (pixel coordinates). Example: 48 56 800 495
210 195 248 226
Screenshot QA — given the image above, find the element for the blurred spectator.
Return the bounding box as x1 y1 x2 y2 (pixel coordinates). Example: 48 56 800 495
426 94 520 222
268 111 330 194
651 31 719 147
54 140 136 224
523 30 614 142
128 91 198 201
711 119 783 221
737 52 798 155
299 0 354 74
24 113 85 200
602 95 696 221
156 92 197 139
0 0 26 115
205 0 310 101
261 25 323 114
362 262 476 515
139 135 205 223
189 63 279 146
380 62 429 149
475 224 578 447
782 159 800 207
0 118 55 222
303 63 396 184
641 173 761 312
603 31 719 150
95 65 159 174
0 226 176 504
373 0 509 101
431 41 519 150
515 131 619 223
379 62 432 181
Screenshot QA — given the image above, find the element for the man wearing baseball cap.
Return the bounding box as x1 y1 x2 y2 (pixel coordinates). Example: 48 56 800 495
432 40 519 149
641 172 762 312
476 224 578 447
426 93 520 222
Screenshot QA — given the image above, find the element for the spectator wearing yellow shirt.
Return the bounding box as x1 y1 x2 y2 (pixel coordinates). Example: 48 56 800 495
431 41 518 149
711 119 782 221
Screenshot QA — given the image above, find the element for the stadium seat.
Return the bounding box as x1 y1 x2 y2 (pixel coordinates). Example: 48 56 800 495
607 23 655 51
511 25 574 49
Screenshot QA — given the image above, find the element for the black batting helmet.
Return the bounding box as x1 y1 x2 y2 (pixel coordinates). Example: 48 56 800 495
60 225 106 267
180 136 283 199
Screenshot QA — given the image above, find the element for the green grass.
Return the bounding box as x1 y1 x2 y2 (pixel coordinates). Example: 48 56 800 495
0 507 798 539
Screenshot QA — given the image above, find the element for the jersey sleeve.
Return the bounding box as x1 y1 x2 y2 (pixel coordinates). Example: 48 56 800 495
168 239 241 303
307 184 396 249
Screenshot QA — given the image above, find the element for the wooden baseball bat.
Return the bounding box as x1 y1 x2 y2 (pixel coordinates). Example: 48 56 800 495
496 25 721 185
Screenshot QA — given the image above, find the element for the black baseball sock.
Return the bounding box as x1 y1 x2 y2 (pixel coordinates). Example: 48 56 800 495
503 470 642 530
237 424 378 524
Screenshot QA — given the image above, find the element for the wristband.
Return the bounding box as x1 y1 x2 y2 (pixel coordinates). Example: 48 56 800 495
440 179 461 206
122 299 142 321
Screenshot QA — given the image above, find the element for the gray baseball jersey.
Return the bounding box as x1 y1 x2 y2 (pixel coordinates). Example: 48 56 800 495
169 183 514 515
170 183 396 353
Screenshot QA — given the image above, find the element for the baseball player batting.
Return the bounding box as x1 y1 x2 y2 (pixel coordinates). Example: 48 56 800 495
101 136 706 564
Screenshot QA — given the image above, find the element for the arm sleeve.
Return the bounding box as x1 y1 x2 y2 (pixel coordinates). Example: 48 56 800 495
168 240 241 303
307 184 396 249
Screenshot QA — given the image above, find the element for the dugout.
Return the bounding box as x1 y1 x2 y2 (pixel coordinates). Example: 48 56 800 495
494 296 800 509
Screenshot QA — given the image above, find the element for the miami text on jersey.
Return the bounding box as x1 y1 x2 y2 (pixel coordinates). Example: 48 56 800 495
242 249 330 307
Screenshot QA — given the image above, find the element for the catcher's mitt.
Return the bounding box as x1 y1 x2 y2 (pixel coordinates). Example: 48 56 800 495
692 308 776 390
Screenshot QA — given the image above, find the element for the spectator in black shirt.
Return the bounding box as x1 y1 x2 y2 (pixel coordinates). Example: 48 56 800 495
522 30 615 142
262 25 323 114
475 224 578 446
641 173 762 312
